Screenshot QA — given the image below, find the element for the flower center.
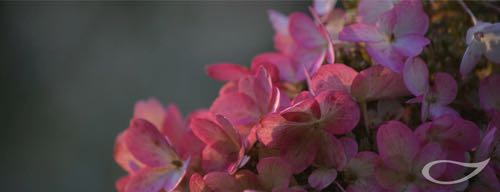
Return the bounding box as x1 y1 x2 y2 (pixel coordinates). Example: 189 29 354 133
171 160 183 168
406 173 417 182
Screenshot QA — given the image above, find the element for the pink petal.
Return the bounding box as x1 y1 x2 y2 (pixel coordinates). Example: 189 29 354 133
239 67 273 113
189 173 207 192
124 119 178 168
351 65 410 102
235 170 261 190
203 172 242 191
311 64 358 94
219 81 239 95
479 74 500 112
403 57 429 96
125 159 189 192
365 41 406 72
115 132 143 173
162 104 186 151
281 97 321 122
346 151 379 179
308 168 338 190
257 157 293 190
292 47 326 80
339 23 384 42
340 137 358 161
268 10 289 36
210 92 260 126
133 98 165 132
282 132 319 173
314 133 347 169
428 105 459 120
357 0 395 24
289 12 326 48
393 35 430 57
116 176 130 192
317 91 360 135
393 1 428 37
190 115 240 148
313 0 337 16
201 145 233 172
376 121 419 171
206 63 251 81
258 114 310 148
413 142 445 177
252 52 298 83
433 72 457 105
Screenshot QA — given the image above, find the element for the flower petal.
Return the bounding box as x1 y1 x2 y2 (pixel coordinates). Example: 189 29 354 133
433 72 457 106
314 133 347 169
133 98 165 132
206 63 251 81
311 64 358 94
479 74 500 112
376 121 419 171
393 1 428 37
339 23 384 42
282 132 319 173
289 12 326 48
460 43 483 76
124 119 178 168
393 35 430 57
257 157 293 190
317 91 360 135
403 57 429 96
366 42 406 72
115 132 143 173
351 65 410 102
357 0 395 24
308 168 337 190
204 172 242 191
210 92 260 126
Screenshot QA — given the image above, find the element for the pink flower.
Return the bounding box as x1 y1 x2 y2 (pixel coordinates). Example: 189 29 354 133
210 67 284 136
114 119 190 192
460 22 500 76
479 73 500 115
403 57 459 121
343 152 383 192
258 90 359 173
265 10 334 83
375 121 447 192
311 64 409 102
340 0 429 72
190 113 248 174
189 157 304 191
133 98 204 164
205 61 280 84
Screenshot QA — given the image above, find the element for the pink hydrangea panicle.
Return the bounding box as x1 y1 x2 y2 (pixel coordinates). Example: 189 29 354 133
258 90 359 173
376 121 447 191
190 113 249 174
340 0 429 72
403 57 459 121
114 119 190 192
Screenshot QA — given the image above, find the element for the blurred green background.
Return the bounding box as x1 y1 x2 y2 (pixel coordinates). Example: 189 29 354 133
0 1 308 191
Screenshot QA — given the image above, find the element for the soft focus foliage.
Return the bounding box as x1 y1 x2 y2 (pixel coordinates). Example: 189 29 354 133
114 1 500 191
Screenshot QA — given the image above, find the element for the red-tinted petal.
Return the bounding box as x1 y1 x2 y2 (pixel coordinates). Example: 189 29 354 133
376 121 419 171
351 65 410 102
432 72 457 106
257 157 293 190
133 98 165 132
311 64 358 94
317 91 360 135
206 63 251 81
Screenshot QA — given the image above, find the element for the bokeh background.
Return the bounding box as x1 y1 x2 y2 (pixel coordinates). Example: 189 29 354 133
0 1 308 191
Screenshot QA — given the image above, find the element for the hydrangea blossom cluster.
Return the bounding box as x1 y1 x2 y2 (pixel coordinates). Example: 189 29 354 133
114 1 500 191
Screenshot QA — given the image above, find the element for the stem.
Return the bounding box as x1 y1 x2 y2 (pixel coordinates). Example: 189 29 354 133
458 0 478 25
480 1 500 13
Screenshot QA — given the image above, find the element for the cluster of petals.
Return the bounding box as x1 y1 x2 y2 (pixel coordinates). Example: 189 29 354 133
112 1 500 191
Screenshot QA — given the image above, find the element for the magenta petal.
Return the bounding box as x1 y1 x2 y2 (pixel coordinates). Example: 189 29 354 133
257 157 292 190
413 142 445 177
268 10 289 36
311 64 358 94
115 132 143 173
282 133 318 173
206 63 251 81
356 0 395 24
133 98 166 132
317 91 360 135
308 168 338 190
210 92 260 126
351 65 410 102
162 104 186 150
428 105 459 120
124 119 178 168
190 115 240 149
377 121 419 171
289 12 325 48
393 1 429 37
365 42 406 72
253 52 297 83
339 23 384 42
403 57 429 96
433 72 457 106
393 35 430 57
340 137 358 161
203 172 242 191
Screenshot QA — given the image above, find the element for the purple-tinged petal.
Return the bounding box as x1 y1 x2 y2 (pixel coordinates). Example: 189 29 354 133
403 57 429 96
393 35 430 57
257 157 293 190
365 41 406 72
310 64 358 94
340 137 358 161
308 168 337 190
125 168 169 192
433 72 458 106
460 44 482 76
282 132 319 173
413 142 445 177
289 12 326 48
124 119 179 168
314 133 347 169
357 0 395 24
428 105 459 120
313 0 337 16
393 1 429 37
268 10 289 36
479 74 500 112
377 121 419 171
339 23 385 42
253 53 298 83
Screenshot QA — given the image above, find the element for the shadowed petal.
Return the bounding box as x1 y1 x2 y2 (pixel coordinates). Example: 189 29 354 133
308 168 337 190
257 157 293 190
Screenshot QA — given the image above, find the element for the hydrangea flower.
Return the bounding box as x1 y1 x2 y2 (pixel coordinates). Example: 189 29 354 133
403 57 459 121
469 125 500 191
460 22 500 76
257 90 359 173
339 0 429 72
375 121 447 191
114 119 190 192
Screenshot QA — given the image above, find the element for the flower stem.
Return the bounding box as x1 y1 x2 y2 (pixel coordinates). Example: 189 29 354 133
458 0 478 25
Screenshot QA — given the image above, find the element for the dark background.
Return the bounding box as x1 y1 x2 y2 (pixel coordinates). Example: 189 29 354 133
0 1 308 191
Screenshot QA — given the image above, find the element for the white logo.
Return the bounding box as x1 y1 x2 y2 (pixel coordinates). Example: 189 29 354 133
421 158 490 185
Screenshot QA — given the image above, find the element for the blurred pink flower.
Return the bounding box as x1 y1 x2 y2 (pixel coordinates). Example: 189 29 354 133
340 0 429 72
